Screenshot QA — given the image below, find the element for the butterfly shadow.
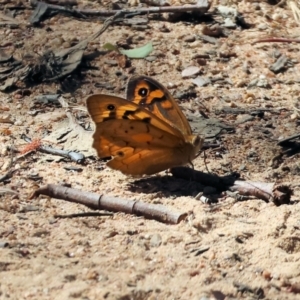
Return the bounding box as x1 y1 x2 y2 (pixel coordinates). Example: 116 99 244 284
127 169 238 202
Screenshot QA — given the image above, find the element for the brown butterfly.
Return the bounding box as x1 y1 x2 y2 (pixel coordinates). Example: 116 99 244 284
86 75 203 175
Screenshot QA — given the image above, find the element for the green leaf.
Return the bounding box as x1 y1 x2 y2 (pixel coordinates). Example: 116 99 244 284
119 42 153 58
102 43 118 51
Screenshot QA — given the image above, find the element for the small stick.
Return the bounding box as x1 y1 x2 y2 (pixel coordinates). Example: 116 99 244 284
252 37 300 45
170 167 291 205
31 1 209 18
44 0 78 6
21 134 85 163
30 184 187 224
0 169 19 183
54 212 113 218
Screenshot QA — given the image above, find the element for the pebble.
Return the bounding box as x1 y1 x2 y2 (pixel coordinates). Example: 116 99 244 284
145 56 157 62
51 37 64 47
159 24 170 32
223 18 236 28
1 147 8 156
235 79 247 88
199 196 211 204
191 76 211 87
262 270 272 281
272 13 282 21
0 114 14 124
1 160 11 171
181 66 201 78
257 24 268 30
150 234 162 247
196 58 207 66
104 59 118 66
290 113 298 121
188 269 200 277
14 119 23 126
187 41 202 48
0 241 9 248
183 35 196 43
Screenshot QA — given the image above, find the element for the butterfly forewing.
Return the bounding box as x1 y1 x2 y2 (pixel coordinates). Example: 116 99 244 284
86 95 184 139
126 75 193 136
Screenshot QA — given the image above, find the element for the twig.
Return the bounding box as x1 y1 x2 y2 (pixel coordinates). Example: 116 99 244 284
140 0 169 6
30 184 187 224
170 167 291 205
252 37 300 45
277 133 300 145
0 169 18 183
44 0 78 6
54 212 113 218
21 134 85 163
30 1 209 19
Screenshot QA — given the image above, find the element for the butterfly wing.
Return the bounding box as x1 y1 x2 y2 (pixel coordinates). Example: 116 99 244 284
86 95 198 175
86 94 184 138
91 119 195 175
107 144 194 175
126 75 193 136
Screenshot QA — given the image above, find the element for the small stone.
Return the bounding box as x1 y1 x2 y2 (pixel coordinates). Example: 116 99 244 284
257 24 268 30
14 119 23 126
191 76 211 87
188 269 199 277
0 241 9 248
235 79 247 87
159 24 170 32
288 283 300 293
64 274 76 282
183 35 196 43
196 58 207 66
262 270 272 281
272 13 282 21
181 66 201 78
1 160 11 171
52 37 64 47
86 270 99 280
104 59 118 66
199 196 211 204
150 234 162 247
0 114 14 124
145 56 157 62
223 18 236 28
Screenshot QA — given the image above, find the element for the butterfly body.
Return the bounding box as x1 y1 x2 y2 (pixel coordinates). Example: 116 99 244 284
86 76 203 175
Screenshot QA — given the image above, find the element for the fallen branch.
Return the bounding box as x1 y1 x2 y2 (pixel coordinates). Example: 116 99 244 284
170 167 291 205
30 1 209 23
30 184 187 224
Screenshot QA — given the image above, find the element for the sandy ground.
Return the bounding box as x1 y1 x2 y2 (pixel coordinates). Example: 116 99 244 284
1 0 300 299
